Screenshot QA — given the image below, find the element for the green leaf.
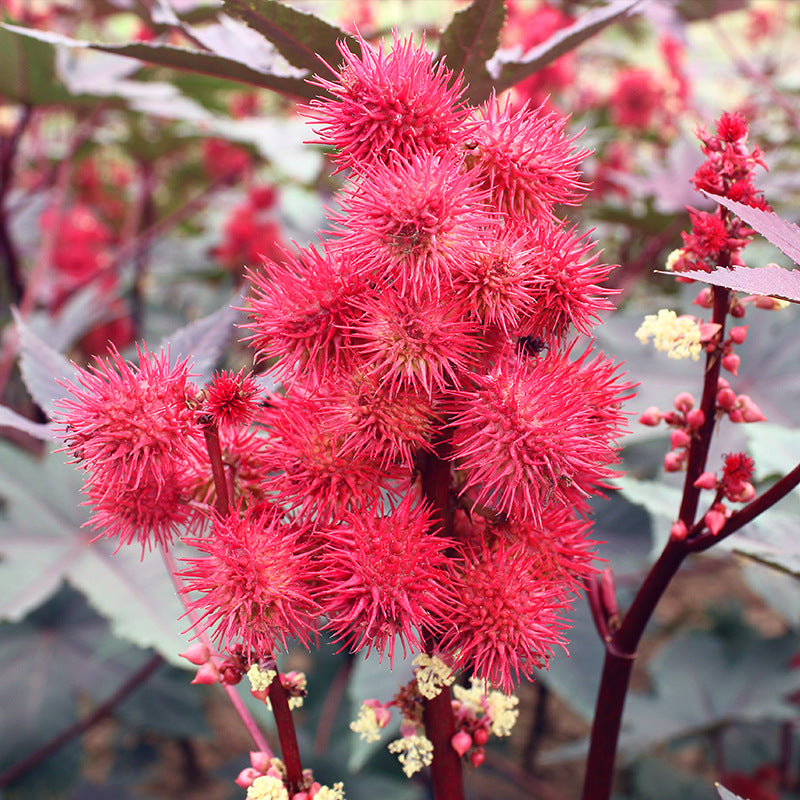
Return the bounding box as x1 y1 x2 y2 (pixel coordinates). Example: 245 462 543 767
488 0 645 96
436 0 506 105
2 23 317 100
222 0 356 75
0 444 189 666
0 24 74 105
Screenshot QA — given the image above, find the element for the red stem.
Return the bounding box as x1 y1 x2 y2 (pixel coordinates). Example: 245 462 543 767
581 286 729 800
202 421 230 516
419 423 465 800
268 674 304 793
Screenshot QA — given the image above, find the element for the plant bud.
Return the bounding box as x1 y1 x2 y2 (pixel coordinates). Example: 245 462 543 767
179 642 211 666
191 661 220 685
693 471 717 490
451 731 473 757
729 325 748 344
722 352 740 376
685 408 705 429
716 387 736 410
639 406 662 426
670 520 688 541
673 392 695 413
235 767 260 788
664 451 684 472
738 394 766 422
470 748 486 767
670 429 691 448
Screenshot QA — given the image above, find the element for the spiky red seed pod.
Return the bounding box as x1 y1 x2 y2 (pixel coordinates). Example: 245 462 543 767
514 221 616 341
467 94 589 221
316 493 455 666
56 344 200 490
451 348 628 523
179 505 318 659
305 30 470 170
203 369 261 430
438 540 574 692
259 394 393 524
334 149 491 301
243 243 367 389
353 286 479 400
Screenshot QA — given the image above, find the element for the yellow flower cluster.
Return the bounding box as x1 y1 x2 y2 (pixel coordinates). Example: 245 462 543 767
452 678 519 737
314 782 346 800
635 309 703 360
350 703 383 743
247 664 277 692
388 734 434 777
413 654 455 699
246 775 288 800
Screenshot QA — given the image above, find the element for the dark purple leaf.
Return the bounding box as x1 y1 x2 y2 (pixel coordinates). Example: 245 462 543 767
436 0 506 105
488 0 645 95
0 406 56 441
222 0 355 76
704 191 800 266
2 23 316 100
677 264 800 304
13 309 80 420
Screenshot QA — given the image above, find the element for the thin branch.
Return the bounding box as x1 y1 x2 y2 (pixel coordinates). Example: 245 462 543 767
0 653 163 788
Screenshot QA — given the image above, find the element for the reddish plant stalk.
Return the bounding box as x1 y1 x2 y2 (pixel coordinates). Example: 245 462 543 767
419 423 465 800
268 673 304 792
202 419 230 516
581 286 729 800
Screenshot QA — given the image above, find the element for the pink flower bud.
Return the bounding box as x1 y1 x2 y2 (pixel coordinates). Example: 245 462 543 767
600 567 618 619
639 406 662 426
694 287 713 308
704 507 727 536
250 751 271 772
191 662 220 685
738 394 766 422
293 793 310 800
664 450 684 472
451 730 473 757
693 471 717 490
729 325 748 344
670 429 691 448
730 302 746 318
673 392 695 413
470 748 486 767
473 727 489 746
236 768 260 788
698 322 722 342
722 352 740 376
728 408 744 423
753 295 781 310
686 408 705 429
726 481 756 503
179 642 211 666
716 387 736 410
670 520 688 541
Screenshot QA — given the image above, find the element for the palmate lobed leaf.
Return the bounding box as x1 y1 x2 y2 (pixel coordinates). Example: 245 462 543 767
1 23 316 100
676 264 800 304
436 0 506 105
487 0 646 95
704 192 800 266
0 443 189 665
222 0 355 76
